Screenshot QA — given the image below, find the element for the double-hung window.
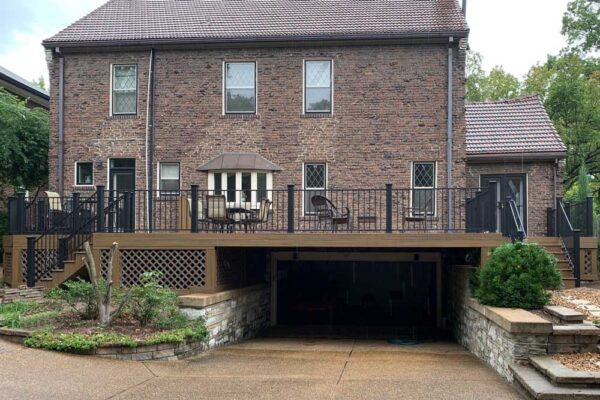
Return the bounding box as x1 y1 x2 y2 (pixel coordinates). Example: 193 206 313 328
304 163 327 214
209 171 271 208
111 65 137 115
304 60 332 113
75 162 93 186
159 162 180 195
225 62 256 114
412 162 436 216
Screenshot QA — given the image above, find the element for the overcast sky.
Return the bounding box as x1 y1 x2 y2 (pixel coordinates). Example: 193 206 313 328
0 0 571 90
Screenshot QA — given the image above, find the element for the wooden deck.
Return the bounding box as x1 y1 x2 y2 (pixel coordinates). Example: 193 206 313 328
91 232 509 249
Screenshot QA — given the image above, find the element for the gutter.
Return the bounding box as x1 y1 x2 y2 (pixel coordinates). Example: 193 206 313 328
41 31 470 50
145 49 156 232
57 48 65 195
447 37 454 230
466 152 567 162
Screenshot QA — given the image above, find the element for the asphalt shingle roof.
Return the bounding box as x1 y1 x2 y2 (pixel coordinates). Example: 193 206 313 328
465 95 567 157
43 0 468 47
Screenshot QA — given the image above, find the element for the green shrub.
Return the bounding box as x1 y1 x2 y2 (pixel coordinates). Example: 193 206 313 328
48 278 105 320
24 330 137 353
128 271 179 327
3 310 59 329
475 242 562 309
145 322 208 345
0 301 41 316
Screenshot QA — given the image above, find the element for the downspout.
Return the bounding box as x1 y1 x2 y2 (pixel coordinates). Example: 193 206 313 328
145 49 156 232
56 48 65 195
447 37 454 230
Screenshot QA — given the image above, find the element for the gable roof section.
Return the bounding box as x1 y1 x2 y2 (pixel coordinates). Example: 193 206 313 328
43 0 468 48
465 95 567 160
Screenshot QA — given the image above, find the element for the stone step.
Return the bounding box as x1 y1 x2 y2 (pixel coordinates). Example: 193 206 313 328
544 306 585 324
529 356 600 386
553 324 600 336
511 363 600 399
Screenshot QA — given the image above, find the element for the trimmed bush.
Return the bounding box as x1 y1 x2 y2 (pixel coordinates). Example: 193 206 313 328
475 242 562 309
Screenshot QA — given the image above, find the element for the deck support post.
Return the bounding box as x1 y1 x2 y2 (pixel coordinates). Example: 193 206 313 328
287 185 295 233
96 185 105 233
191 185 199 233
71 192 80 234
487 181 497 233
26 236 36 287
385 184 392 233
574 229 581 288
585 195 593 236
16 192 26 234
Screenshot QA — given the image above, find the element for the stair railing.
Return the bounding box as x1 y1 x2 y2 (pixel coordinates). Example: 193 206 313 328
26 191 97 286
504 196 526 242
556 198 581 288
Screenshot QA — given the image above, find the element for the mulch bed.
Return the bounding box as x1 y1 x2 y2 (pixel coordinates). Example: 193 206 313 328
554 353 600 372
50 312 171 341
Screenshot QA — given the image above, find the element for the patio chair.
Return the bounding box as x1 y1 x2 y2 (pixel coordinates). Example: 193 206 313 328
206 195 234 232
243 198 272 232
43 191 68 231
310 195 351 231
180 197 209 231
402 196 434 232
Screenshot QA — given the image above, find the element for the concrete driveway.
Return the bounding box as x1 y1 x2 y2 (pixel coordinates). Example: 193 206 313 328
0 337 522 399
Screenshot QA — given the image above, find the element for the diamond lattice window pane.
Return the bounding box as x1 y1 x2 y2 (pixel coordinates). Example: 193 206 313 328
306 61 331 87
113 92 137 114
413 163 434 188
227 63 255 88
305 164 325 188
113 66 137 90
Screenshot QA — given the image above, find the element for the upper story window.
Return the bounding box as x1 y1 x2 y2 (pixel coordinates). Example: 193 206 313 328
159 162 180 195
111 65 137 115
75 162 93 186
225 62 256 114
304 60 332 114
412 162 436 216
304 163 327 214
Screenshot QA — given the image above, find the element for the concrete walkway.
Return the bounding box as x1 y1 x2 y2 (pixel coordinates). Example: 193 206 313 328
0 337 523 399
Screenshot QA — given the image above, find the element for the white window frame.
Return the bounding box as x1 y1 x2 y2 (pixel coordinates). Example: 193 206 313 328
303 162 328 214
223 61 257 115
303 59 333 114
157 162 181 196
410 161 437 217
74 161 94 187
110 64 138 116
208 171 273 209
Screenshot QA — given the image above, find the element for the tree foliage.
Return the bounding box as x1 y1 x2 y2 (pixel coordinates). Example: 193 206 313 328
0 89 49 199
465 51 521 102
562 0 600 54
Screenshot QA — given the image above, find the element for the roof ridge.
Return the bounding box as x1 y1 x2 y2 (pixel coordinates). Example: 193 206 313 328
466 94 541 106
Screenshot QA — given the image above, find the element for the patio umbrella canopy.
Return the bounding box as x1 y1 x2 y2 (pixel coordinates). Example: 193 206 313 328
198 153 283 171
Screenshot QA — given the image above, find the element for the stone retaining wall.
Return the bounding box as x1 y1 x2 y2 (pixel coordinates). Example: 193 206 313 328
452 265 553 381
0 286 44 304
180 284 270 349
94 340 207 361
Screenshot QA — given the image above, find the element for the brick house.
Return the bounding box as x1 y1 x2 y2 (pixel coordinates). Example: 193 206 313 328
3 0 596 335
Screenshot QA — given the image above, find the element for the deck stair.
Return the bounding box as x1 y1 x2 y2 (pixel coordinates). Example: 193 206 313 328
527 237 577 289
38 250 88 291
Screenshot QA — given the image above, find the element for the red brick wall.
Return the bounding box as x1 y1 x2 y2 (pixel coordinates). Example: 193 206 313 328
46 42 466 195
466 160 562 236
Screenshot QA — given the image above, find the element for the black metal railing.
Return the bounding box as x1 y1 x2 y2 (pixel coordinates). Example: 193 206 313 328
556 198 581 288
504 197 526 241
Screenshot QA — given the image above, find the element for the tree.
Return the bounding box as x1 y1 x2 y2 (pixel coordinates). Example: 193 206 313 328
32 76 47 91
465 51 521 101
577 162 592 202
0 89 49 203
82 241 132 328
562 0 600 54
523 54 600 189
